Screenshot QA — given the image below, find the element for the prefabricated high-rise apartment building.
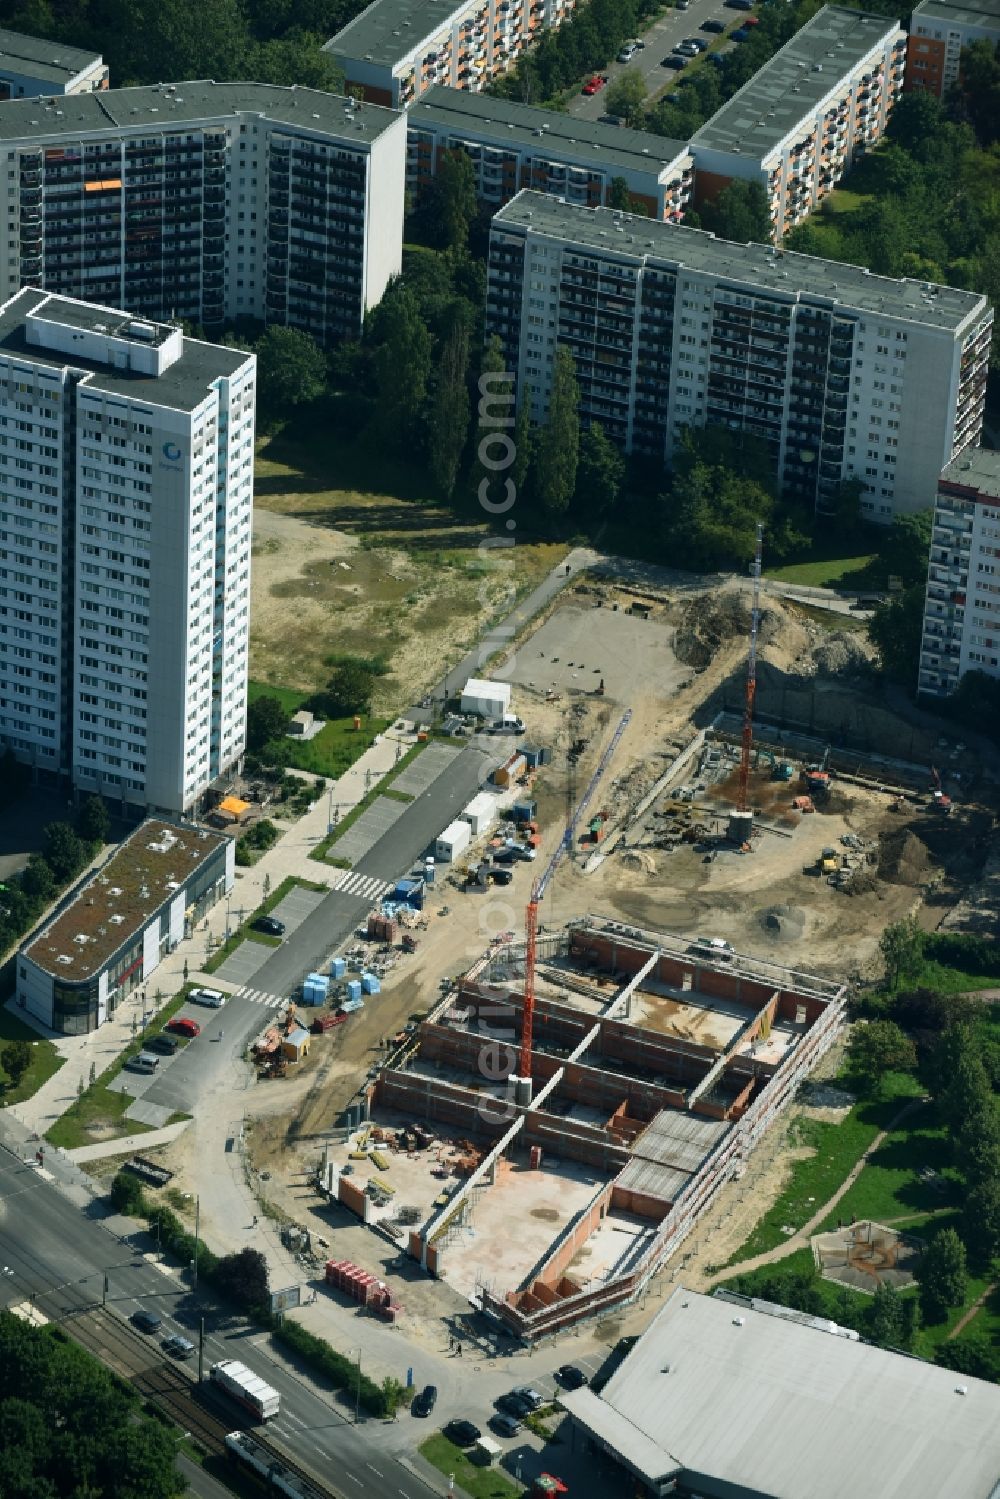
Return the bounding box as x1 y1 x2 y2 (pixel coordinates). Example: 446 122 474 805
486 193 992 521
0 288 256 816
0 82 405 345
919 446 1000 697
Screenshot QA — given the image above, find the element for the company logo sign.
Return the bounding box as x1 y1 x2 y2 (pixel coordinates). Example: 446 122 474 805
162 441 183 462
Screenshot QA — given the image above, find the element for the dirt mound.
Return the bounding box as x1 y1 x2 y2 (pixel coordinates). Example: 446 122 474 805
878 828 933 886
811 632 873 679
759 904 806 942
675 594 751 670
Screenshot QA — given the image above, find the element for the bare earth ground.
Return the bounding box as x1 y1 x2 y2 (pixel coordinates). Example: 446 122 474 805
250 448 565 708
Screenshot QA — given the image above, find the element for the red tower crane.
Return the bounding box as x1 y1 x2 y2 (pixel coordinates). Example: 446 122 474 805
518 710 631 1084
736 523 764 817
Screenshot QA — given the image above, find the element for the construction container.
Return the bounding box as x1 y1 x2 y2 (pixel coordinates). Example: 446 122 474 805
461 677 511 720
303 972 330 1004
394 877 425 907
329 957 347 980
521 745 542 769
491 753 526 789
367 913 399 943
435 819 472 862
461 791 496 836
512 799 537 823
345 978 363 1003
361 972 381 995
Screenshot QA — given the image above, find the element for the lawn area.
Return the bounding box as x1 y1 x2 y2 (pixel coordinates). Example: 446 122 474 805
45 987 195 1149
203 875 327 975
765 549 878 589
247 680 305 715
822 187 872 216
419 1436 520 1498
898 958 1000 995
724 1070 924 1266
0 1007 64 1105
815 1100 959 1233
281 715 392 780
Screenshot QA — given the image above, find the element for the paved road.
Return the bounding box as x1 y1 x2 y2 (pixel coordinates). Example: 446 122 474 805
567 0 741 120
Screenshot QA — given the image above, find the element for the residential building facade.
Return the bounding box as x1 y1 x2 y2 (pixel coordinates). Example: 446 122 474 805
691 6 906 241
905 0 1000 96
486 193 992 521
407 86 693 220
0 82 405 345
0 28 108 99
919 447 1000 696
18 819 233 1034
325 0 579 109
0 288 256 816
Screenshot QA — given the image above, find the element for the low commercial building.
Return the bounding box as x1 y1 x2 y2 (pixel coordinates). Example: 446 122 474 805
906 0 1000 96
407 86 693 220
560 1286 1000 1497
690 6 906 240
486 192 993 521
919 446 1000 697
0 28 108 99
17 820 233 1035
325 0 579 110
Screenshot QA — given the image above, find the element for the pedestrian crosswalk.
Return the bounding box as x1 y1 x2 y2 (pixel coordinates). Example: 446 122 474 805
236 987 287 1010
329 869 392 903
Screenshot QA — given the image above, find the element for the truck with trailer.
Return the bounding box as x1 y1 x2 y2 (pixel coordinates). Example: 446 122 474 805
210 1360 280 1421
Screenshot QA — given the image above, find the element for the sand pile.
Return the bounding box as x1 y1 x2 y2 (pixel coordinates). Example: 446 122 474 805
675 593 751 670
759 904 807 942
811 632 873 678
878 829 933 886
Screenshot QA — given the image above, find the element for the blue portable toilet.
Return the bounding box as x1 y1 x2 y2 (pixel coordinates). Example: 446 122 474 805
330 956 347 979
345 978 363 1003
361 972 381 995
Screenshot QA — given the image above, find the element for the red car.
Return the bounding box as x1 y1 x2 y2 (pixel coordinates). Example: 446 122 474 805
582 74 608 94
744 14 760 22
167 1017 201 1038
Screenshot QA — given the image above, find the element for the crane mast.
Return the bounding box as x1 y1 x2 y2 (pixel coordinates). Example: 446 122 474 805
737 523 764 817
517 709 631 1089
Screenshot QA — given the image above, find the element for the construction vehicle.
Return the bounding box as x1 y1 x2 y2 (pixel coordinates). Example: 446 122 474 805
773 760 794 781
803 746 831 799
804 846 840 876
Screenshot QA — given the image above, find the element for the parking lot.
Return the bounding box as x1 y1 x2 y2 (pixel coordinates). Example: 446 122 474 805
213 885 328 987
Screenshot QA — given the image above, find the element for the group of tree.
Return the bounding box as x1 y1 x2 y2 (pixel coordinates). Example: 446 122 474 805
247 655 388 763
488 0 654 105
0 794 111 959
0 1311 183 1499
2 0 349 92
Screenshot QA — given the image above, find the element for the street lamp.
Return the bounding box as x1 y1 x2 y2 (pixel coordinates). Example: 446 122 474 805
352 1346 361 1424
225 895 232 942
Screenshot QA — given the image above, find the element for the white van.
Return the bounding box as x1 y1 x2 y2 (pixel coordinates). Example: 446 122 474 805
128 1052 161 1074
190 987 226 1009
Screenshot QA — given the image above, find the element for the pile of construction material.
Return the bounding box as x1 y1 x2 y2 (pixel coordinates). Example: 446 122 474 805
325 1259 403 1323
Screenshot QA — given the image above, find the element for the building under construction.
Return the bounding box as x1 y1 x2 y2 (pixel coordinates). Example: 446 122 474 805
332 918 846 1343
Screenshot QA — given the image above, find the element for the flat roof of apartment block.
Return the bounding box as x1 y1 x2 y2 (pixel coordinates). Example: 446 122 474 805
941 446 1000 499
0 27 103 84
492 192 989 330
911 0 1000 27
411 85 690 174
0 80 400 144
24 820 228 981
324 0 469 70
691 4 902 160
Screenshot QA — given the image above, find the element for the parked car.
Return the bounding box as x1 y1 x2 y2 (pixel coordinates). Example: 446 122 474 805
497 1391 535 1418
493 847 516 864
675 0 690 10
412 1385 438 1417
617 40 639 61
598 113 622 125
145 1034 179 1055
557 1364 588 1390
167 1017 201 1038
132 1309 162 1334
674 42 699 55
489 867 513 886
190 987 225 1008
662 54 688 67
582 73 608 94
490 1413 522 1437
724 0 753 8
731 26 752 38
162 1334 195 1359
701 16 726 27
252 916 286 937
743 12 760 20
684 35 709 49
444 1419 481 1446
511 1386 545 1411
510 844 536 862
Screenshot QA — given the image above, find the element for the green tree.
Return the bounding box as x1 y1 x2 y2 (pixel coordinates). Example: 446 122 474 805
575 422 624 518
20 855 55 904
311 658 379 717
962 1174 1000 1269
427 304 472 500
532 347 579 519
431 150 478 253
846 1019 917 1093
76 794 111 845
664 460 774 570
699 180 772 243
100 0 250 85
918 1226 968 1322
866 1281 905 1347
256 326 327 419
246 695 288 752
880 511 932 589
214 1247 270 1310
369 283 433 452
867 576 925 685
949 38 1000 145
879 917 923 987
41 823 85 885
250 35 343 90
0 1040 32 1090
605 69 646 124
935 1336 1000 1382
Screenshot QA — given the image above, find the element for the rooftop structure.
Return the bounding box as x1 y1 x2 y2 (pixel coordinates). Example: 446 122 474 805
561 1286 1000 1498
335 918 846 1340
0 27 107 97
906 0 1000 94
920 447 1000 697
486 193 992 521
691 6 906 237
24 820 228 982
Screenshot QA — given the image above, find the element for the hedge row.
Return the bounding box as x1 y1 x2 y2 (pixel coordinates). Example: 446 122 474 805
922 931 1000 979
272 1320 384 1416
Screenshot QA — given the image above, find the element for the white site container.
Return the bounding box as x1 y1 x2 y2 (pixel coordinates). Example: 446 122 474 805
461 677 511 720
461 791 497 836
435 819 472 862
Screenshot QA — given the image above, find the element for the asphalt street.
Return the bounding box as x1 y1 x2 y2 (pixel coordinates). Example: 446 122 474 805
567 0 743 120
